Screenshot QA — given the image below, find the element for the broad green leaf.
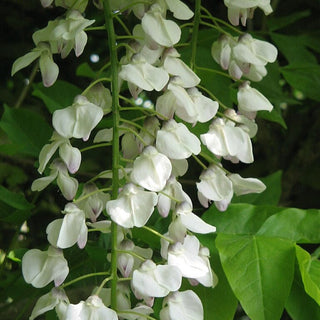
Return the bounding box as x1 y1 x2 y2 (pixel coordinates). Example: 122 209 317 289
216 234 295 320
257 208 320 243
202 203 283 235
0 105 52 157
296 245 320 305
195 234 238 320
32 80 82 113
253 62 292 129
232 170 282 206
76 62 97 79
281 63 320 102
0 186 34 224
271 33 317 64
286 263 320 320
267 10 311 31
0 186 33 210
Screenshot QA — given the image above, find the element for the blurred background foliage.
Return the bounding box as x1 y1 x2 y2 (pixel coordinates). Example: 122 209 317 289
0 0 320 319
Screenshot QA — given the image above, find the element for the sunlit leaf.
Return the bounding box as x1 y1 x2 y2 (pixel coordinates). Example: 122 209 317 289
295 245 320 305
216 234 295 320
257 208 320 243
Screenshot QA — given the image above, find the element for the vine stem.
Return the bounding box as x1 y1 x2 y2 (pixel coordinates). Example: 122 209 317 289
190 0 201 71
103 0 120 310
14 61 39 108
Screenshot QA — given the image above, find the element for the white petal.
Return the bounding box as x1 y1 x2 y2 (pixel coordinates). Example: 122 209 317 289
164 54 200 88
237 81 273 112
39 52 59 87
165 0 194 19
156 120 201 159
142 8 181 47
11 51 41 76
228 173 266 195
59 142 81 174
131 146 172 192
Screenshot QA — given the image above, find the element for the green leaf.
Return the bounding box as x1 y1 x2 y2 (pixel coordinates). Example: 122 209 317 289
216 234 295 320
281 63 320 102
267 10 311 31
286 264 320 320
271 33 317 65
32 80 82 113
232 170 282 205
0 186 33 211
196 234 238 320
202 203 283 235
0 186 34 224
296 245 320 305
0 105 52 157
76 62 97 79
257 208 320 243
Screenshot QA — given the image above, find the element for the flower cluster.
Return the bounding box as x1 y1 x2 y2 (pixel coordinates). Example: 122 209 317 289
14 0 278 319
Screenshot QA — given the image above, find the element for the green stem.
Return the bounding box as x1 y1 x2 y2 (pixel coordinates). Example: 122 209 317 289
114 15 132 36
119 126 148 146
85 26 106 31
190 0 201 70
80 142 112 152
61 271 110 288
117 310 157 320
200 20 229 35
117 0 152 14
196 66 235 80
73 187 112 204
197 84 229 110
96 276 113 296
192 154 208 170
82 77 112 95
120 118 155 138
104 0 120 310
142 226 174 244
14 61 39 108
117 250 147 261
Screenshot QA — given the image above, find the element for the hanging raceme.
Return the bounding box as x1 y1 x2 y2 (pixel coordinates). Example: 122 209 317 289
12 0 279 319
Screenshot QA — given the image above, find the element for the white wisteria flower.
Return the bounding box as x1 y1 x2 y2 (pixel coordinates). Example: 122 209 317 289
156 119 201 159
117 239 153 277
141 4 181 47
33 10 95 58
160 290 203 320
22 246 69 288
224 0 272 26
131 146 172 192
63 295 118 320
201 118 254 163
106 183 158 228
164 0 194 20
52 95 103 141
163 48 200 88
228 173 266 195
173 201 216 235
132 260 182 298
31 159 78 200
29 288 69 320
11 42 58 87
158 177 192 218
38 131 81 174
197 164 233 203
46 203 88 249
237 81 273 114
167 235 211 279
41 0 88 12
76 183 110 222
119 54 169 93
211 33 277 81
